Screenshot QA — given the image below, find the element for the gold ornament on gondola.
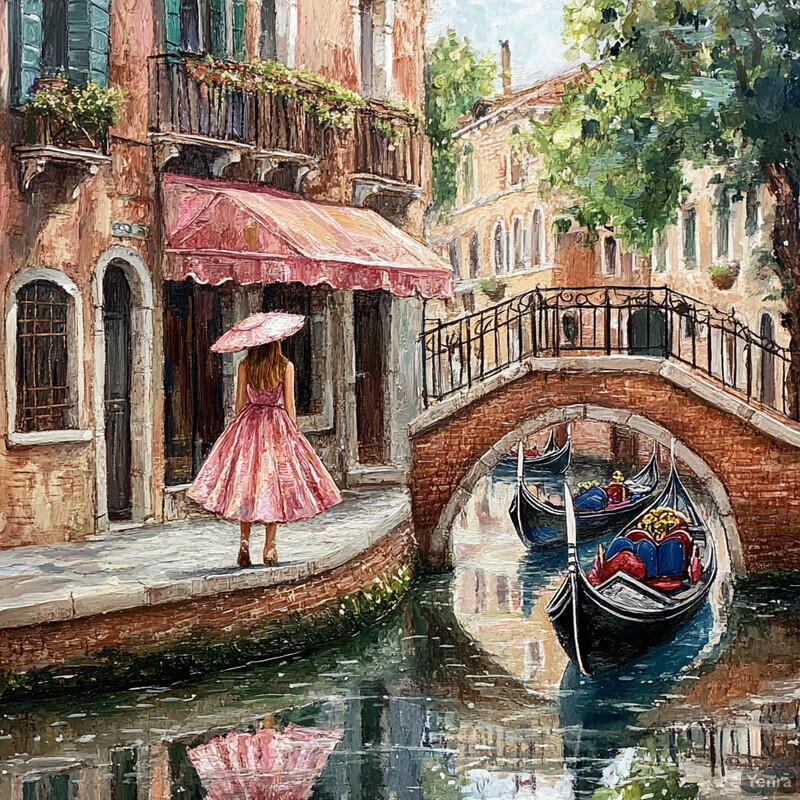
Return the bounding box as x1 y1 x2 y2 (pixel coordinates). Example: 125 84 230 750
639 506 690 540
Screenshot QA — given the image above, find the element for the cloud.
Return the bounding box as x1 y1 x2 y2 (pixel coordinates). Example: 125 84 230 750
426 0 580 88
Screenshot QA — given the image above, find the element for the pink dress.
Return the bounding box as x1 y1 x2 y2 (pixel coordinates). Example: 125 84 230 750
187 383 342 524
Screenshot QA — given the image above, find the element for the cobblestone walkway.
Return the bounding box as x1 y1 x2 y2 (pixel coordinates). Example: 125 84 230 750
0 487 410 629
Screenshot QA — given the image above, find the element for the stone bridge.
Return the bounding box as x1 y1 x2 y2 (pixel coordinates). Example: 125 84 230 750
409 355 800 575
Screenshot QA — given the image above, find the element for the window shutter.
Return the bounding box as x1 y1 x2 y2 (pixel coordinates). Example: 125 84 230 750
16 0 44 99
232 0 245 60
164 0 180 52
67 0 110 86
210 0 226 57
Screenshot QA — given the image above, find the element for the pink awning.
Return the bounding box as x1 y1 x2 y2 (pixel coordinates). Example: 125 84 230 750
162 174 453 299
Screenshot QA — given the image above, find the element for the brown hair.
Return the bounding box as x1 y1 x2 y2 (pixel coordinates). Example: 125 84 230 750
245 341 288 391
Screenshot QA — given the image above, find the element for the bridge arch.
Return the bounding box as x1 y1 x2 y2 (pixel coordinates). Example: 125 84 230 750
431 403 743 577
410 358 800 577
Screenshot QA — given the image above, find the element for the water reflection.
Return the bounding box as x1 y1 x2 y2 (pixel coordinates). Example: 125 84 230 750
1 458 799 799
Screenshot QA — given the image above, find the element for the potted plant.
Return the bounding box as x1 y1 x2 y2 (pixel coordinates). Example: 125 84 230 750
477 276 506 301
24 81 124 151
32 73 68 94
709 262 740 290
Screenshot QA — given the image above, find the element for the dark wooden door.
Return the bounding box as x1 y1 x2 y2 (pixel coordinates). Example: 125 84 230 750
104 266 132 520
628 307 668 356
164 281 225 485
354 291 385 464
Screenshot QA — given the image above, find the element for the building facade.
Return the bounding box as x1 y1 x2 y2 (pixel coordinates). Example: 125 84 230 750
0 0 450 546
426 66 649 323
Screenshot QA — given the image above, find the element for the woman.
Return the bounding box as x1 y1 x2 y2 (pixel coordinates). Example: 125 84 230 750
188 340 342 568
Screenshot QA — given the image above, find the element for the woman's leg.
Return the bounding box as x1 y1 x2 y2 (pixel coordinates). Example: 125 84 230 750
264 523 278 566
238 522 252 568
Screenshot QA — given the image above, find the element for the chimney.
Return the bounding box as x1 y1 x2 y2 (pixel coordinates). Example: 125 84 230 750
501 40 511 94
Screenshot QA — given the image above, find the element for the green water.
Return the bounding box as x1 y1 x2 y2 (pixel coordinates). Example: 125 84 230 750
1 468 799 800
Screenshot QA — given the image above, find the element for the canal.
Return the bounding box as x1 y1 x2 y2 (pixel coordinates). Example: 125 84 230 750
2 444 800 799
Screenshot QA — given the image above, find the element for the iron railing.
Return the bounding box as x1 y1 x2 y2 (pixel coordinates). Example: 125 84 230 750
421 285 793 421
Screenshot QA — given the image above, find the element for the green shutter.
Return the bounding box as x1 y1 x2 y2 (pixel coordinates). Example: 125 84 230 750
232 0 245 60
67 0 109 85
164 0 180 53
210 0 227 57
18 0 43 98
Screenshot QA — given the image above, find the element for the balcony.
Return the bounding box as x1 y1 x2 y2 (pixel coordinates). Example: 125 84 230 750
352 103 422 221
12 79 114 190
149 55 338 182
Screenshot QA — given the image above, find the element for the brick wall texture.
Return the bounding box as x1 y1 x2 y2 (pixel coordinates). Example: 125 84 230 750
411 369 800 573
0 522 415 674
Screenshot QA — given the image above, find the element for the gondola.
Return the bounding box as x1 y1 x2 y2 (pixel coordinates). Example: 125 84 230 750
493 429 571 479
510 444 660 548
545 445 717 676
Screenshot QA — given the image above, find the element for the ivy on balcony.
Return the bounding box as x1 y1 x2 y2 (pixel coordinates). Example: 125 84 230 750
189 57 367 128
22 81 125 152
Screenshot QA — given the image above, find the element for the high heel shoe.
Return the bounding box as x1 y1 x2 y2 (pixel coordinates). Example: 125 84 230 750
263 548 278 567
237 542 252 569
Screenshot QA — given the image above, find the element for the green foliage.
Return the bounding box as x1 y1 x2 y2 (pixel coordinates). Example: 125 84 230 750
591 749 699 800
425 31 497 210
527 0 800 271
24 81 124 145
191 57 368 128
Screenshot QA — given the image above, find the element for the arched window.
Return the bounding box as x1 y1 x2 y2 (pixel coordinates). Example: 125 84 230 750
512 216 525 270
602 235 619 276
16 280 74 432
469 231 480 278
529 208 543 266
509 125 522 186
493 222 506 274
716 187 730 259
462 143 475 203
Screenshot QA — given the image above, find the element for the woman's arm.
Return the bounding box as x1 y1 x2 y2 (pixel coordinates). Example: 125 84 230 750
235 361 248 414
284 361 297 424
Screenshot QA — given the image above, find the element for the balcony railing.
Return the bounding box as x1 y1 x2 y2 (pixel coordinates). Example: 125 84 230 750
12 110 109 154
354 105 422 186
149 55 336 159
421 285 794 422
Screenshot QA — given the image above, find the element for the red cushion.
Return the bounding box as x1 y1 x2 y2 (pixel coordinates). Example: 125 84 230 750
593 550 648 586
647 577 684 592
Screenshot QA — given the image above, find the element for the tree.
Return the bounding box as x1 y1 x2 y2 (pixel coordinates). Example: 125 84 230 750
425 31 497 210
528 0 800 415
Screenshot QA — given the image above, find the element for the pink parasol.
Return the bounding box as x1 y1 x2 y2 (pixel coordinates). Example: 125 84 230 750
187 722 343 800
210 312 306 353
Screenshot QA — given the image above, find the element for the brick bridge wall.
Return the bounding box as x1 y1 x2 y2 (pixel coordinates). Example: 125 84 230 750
410 358 800 574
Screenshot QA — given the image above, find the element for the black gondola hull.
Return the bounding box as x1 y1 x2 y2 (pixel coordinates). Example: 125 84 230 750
509 449 660 548
494 441 571 477
546 569 715 675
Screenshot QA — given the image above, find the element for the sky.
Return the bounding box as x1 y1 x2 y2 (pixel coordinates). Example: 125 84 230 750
425 0 582 90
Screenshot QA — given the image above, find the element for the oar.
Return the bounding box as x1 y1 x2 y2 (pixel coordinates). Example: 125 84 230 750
516 440 524 484
564 481 590 676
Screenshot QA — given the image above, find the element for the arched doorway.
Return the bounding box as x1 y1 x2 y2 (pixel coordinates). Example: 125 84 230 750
103 265 132 520
628 307 668 356
760 313 776 407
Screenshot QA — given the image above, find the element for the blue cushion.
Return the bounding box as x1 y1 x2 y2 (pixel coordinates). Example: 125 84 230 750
635 539 658 577
605 537 634 561
574 486 608 511
658 539 686 577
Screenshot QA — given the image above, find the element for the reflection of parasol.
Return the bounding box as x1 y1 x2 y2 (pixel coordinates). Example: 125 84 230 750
187 723 343 800
210 312 306 353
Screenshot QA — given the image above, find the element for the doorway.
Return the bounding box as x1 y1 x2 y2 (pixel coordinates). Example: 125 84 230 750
104 266 132 520
628 307 668 356
354 290 385 464
760 313 776 407
164 280 225 485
